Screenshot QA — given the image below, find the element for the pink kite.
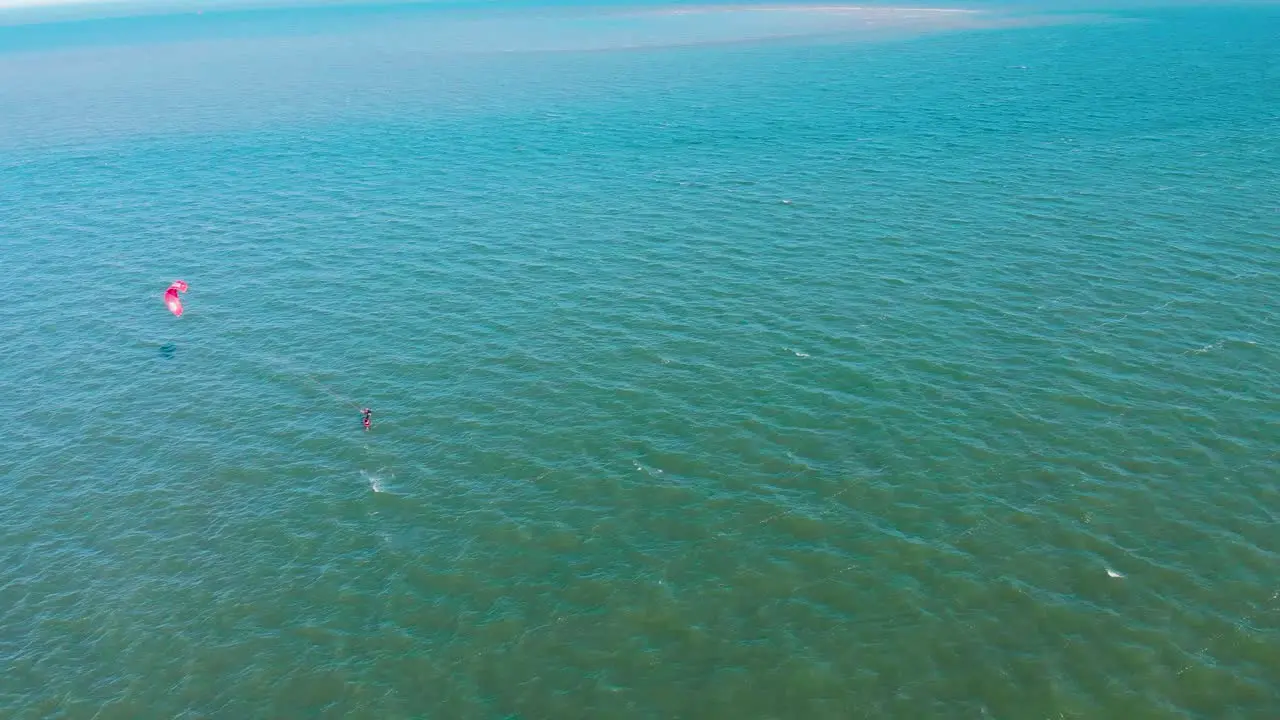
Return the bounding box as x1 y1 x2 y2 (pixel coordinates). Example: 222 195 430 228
164 280 189 317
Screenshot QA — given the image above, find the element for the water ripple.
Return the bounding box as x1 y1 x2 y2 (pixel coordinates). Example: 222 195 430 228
3 5 1279 720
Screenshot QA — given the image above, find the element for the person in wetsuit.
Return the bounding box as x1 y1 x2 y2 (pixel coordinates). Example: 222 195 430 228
361 408 372 431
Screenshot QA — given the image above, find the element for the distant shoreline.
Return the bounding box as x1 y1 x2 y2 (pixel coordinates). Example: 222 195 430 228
0 0 120 8
0 0 977 12
637 4 977 14
0 1 1054 60
0 0 990 35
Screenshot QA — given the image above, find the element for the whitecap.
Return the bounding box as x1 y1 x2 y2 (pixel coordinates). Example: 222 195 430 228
633 460 664 477
362 469 390 493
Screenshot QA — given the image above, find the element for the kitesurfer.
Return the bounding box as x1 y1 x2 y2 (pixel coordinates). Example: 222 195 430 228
361 408 372 431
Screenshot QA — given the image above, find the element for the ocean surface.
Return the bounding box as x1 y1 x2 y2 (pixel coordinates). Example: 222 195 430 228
1 2 1278 718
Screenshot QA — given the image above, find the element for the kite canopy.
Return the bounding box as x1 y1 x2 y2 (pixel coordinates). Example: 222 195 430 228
164 280 188 317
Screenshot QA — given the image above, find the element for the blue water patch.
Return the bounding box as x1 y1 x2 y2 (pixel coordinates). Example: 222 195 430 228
1 3 1277 718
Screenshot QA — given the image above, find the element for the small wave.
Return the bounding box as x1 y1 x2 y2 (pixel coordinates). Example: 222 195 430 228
361 469 392 494
633 460 664 477
1184 340 1225 355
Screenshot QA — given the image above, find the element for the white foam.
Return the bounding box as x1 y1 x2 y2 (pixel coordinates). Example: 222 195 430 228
633 460 664 477
1184 340 1224 356
362 469 390 494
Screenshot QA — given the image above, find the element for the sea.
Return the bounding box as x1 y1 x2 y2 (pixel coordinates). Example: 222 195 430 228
1 1 1277 718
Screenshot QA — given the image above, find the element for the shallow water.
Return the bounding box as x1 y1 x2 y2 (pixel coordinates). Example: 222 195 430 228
1 3 1278 718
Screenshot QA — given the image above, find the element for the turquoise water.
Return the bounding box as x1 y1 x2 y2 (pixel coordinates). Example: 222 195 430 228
2 3 1278 718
